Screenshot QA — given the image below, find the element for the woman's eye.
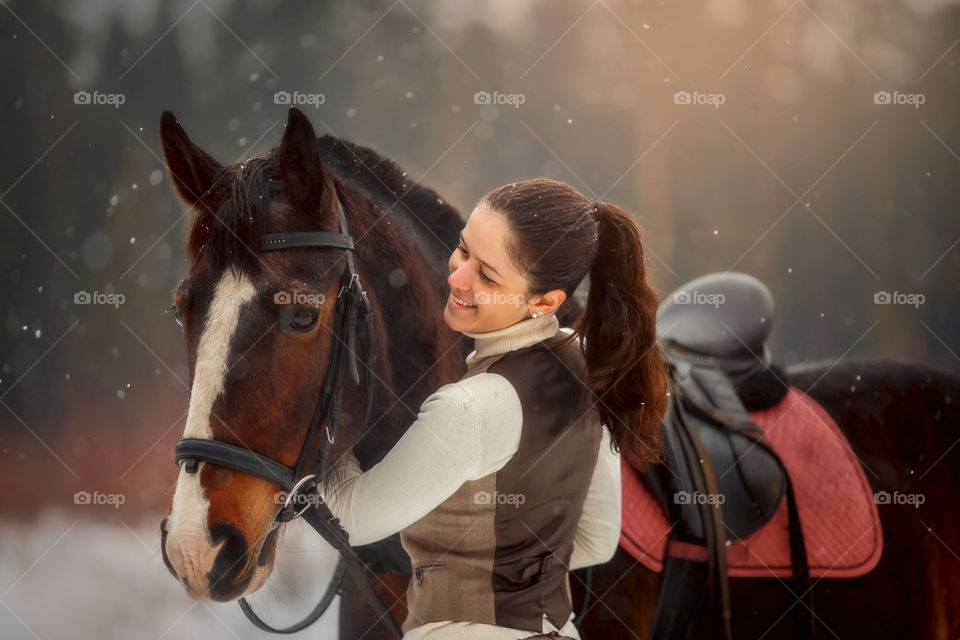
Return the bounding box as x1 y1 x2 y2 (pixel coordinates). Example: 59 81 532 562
457 244 494 284
289 308 319 332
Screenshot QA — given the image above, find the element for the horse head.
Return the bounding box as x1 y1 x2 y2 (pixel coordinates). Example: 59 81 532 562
157 107 460 602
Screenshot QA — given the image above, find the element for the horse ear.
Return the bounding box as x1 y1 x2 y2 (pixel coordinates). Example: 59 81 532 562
159 111 223 209
279 107 333 214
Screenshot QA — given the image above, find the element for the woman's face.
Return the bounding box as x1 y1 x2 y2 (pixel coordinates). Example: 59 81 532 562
444 204 562 333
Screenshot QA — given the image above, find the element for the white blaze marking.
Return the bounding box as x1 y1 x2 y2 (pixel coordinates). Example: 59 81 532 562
167 268 257 544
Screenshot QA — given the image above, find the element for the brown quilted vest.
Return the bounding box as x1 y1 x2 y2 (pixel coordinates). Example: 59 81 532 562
399 335 603 633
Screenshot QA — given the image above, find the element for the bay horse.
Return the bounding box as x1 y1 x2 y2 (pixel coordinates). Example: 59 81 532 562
158 107 960 639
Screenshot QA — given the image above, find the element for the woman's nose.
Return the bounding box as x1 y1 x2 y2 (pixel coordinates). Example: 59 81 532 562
448 263 470 290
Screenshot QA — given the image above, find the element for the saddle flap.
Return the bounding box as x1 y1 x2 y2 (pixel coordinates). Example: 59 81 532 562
663 365 787 540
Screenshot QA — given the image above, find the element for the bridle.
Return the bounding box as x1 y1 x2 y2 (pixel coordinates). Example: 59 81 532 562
173 195 402 637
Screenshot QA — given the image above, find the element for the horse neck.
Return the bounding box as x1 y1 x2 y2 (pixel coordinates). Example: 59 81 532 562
340 188 468 467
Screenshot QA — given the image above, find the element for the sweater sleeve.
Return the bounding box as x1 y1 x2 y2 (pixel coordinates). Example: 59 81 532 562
317 374 523 546
569 426 622 570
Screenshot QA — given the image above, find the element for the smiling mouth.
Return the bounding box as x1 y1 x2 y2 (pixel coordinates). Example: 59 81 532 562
450 293 477 309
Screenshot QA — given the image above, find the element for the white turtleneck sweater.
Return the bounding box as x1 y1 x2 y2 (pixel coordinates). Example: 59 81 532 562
318 312 622 638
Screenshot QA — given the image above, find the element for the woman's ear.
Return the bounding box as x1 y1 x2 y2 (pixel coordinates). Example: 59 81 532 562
529 289 566 316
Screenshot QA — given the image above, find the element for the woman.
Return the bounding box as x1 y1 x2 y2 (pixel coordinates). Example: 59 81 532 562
319 177 668 639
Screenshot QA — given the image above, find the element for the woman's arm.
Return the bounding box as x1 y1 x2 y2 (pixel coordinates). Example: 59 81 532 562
569 425 622 570
317 375 523 546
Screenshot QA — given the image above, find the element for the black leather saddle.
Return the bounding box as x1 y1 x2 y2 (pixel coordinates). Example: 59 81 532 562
656 272 783 540
644 272 812 640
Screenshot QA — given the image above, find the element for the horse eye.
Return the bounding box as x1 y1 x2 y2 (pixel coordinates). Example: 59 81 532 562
290 308 318 331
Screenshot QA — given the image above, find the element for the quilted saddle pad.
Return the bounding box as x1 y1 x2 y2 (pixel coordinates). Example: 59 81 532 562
619 387 883 578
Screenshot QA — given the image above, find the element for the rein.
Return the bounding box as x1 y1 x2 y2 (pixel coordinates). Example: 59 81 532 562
174 197 401 637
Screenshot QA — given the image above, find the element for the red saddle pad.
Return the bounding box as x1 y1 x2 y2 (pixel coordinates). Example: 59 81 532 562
619 387 883 578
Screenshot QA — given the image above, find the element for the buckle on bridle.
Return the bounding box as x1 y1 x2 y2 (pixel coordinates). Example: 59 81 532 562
338 272 360 300
277 473 317 522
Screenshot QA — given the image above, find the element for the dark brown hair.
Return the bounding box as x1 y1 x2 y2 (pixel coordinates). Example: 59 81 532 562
481 178 668 467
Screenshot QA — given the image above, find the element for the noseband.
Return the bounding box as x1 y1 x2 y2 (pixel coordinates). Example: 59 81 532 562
173 196 401 637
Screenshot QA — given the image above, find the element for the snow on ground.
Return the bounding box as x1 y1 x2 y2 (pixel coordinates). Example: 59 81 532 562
0 510 341 639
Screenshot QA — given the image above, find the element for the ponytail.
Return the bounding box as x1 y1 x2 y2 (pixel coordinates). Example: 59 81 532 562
573 202 668 468
480 179 668 468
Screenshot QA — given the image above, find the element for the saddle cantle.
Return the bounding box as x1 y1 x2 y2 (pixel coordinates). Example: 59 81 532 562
656 271 774 378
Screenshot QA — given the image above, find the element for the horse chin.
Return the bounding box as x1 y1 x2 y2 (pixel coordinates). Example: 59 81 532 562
242 527 279 596
244 564 271 595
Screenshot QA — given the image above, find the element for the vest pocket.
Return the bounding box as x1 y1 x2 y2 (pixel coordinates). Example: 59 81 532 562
413 560 447 585
407 561 450 627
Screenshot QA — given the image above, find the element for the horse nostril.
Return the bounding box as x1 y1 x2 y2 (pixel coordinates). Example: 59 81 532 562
205 522 251 601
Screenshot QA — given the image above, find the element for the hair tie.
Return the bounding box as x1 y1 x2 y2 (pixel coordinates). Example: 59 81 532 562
592 200 603 214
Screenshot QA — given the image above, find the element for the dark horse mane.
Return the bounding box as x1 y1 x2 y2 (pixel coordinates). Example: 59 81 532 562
183 136 463 276
317 136 463 268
